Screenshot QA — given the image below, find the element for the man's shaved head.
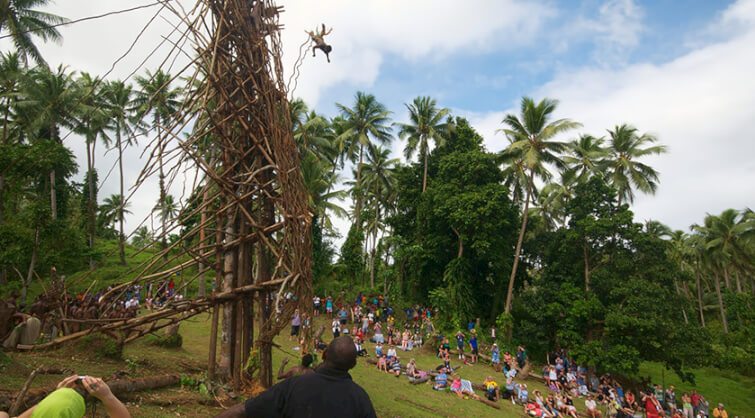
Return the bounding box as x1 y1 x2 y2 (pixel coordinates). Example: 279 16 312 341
323 336 357 371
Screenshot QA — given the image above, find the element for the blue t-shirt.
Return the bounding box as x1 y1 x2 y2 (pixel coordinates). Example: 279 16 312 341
376 346 383 356
470 336 478 350
436 372 447 385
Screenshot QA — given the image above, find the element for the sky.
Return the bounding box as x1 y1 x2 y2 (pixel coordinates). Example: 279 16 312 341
3 0 754 246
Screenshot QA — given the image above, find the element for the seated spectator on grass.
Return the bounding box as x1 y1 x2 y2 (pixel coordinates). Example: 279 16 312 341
556 394 578 418
533 390 553 418
433 367 449 390
518 383 529 404
526 401 545 417
354 338 368 357
460 379 478 399
503 377 516 401
483 376 499 401
389 356 401 377
377 354 388 372
586 394 602 418
442 351 453 373
450 375 463 397
386 345 397 359
405 359 419 379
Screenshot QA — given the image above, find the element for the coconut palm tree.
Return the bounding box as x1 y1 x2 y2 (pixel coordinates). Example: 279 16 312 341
20 64 80 220
605 124 667 207
103 80 141 265
498 97 581 317
563 134 608 181
361 144 398 287
395 96 450 192
336 92 392 229
0 0 68 66
690 209 754 333
75 72 111 268
99 193 132 230
133 69 182 260
300 152 347 233
131 226 153 249
0 52 24 231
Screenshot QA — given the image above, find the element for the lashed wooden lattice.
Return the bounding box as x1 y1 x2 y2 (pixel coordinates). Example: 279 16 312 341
17 0 313 389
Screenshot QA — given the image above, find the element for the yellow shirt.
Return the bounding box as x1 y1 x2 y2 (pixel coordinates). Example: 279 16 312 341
713 409 728 418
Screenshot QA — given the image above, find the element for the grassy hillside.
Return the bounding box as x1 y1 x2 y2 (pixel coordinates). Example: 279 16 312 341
2 244 753 417
3 314 754 417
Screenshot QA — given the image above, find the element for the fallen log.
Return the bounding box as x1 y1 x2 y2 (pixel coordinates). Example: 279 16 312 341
1 374 181 412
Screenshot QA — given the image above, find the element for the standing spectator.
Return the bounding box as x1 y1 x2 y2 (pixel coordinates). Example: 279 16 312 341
666 386 677 412
691 390 701 416
313 295 321 316
517 345 528 369
290 309 301 341
325 296 333 317
491 343 501 371
331 318 341 338
469 330 479 364
682 393 694 418
455 331 465 360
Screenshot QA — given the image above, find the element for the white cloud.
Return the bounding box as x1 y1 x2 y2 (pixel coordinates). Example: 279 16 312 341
466 0 755 231
1 0 552 241
278 0 554 105
554 0 644 65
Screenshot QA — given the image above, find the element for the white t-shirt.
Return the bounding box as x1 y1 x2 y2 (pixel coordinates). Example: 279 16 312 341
586 399 597 410
387 348 397 358
549 369 557 380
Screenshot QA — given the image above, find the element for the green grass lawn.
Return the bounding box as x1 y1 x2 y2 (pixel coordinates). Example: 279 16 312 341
2 310 754 417
638 362 754 417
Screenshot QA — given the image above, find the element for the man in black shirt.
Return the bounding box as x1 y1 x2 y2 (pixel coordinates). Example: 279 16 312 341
215 336 377 418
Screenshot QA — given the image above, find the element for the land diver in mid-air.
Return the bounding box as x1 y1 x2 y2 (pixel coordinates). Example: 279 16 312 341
307 23 333 63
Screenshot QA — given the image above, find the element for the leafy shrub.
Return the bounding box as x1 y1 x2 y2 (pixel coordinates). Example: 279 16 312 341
78 334 122 360
146 332 183 348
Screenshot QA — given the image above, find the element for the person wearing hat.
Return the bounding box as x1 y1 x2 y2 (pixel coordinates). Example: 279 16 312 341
491 343 501 372
712 404 727 418
1 375 130 418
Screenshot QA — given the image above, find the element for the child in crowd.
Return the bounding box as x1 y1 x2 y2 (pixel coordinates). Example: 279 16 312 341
377 354 387 372
375 341 383 357
518 383 529 404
